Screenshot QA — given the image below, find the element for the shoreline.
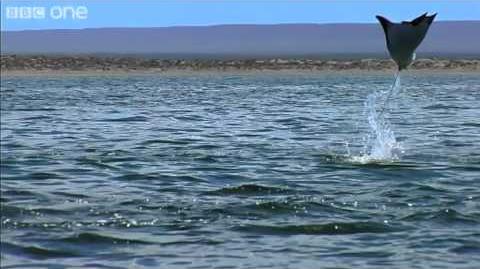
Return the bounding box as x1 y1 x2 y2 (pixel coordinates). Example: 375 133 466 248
2 68 480 78
1 55 479 76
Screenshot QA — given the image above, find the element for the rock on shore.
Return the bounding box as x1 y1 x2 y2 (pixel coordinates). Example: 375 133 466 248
1 55 479 72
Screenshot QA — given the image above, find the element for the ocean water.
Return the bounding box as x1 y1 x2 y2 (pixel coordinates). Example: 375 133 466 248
1 72 479 268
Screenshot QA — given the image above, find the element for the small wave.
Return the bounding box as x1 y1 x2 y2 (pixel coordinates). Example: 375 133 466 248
111 172 206 183
247 201 302 213
60 232 152 245
51 191 91 199
28 172 66 180
22 115 52 121
2 189 39 197
76 157 121 170
1 242 79 259
440 139 472 147
243 199 354 215
461 122 480 127
11 107 57 112
334 250 394 258
401 209 479 224
140 139 191 145
25 207 72 216
1 205 25 217
414 184 450 193
423 104 466 110
1 142 27 149
99 116 149 122
2 172 66 181
192 144 222 150
206 184 291 196
112 173 160 181
106 94 132 99
203 198 354 220
234 221 396 235
450 242 480 255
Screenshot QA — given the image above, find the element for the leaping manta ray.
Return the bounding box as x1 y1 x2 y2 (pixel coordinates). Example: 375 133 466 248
376 13 437 113
376 13 437 70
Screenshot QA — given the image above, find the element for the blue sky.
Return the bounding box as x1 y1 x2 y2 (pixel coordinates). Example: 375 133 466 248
1 0 479 31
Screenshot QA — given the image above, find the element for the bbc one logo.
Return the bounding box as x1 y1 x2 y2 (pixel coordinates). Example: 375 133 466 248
5 6 88 20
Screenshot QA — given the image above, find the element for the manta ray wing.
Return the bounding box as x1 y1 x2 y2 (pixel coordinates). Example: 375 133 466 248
407 13 428 25
376 15 393 46
425 13 437 25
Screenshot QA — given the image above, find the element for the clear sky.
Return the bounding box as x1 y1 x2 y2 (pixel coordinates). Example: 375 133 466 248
1 0 479 31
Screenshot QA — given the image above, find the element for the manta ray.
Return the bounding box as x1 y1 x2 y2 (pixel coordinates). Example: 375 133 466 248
376 13 436 113
376 13 437 70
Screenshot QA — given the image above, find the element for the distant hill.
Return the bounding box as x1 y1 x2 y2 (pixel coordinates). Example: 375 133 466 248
1 21 479 58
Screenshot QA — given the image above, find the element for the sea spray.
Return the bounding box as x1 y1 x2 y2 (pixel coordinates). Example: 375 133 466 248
349 73 403 163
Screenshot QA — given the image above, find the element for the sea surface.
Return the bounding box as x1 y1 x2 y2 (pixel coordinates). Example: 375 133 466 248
1 72 479 268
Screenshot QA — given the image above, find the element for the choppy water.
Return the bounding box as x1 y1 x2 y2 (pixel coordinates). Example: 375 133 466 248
1 72 479 268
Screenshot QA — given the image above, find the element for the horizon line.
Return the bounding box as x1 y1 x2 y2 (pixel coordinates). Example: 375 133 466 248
2 19 478 32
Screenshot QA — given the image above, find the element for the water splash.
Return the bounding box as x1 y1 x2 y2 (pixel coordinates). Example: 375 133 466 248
349 73 403 163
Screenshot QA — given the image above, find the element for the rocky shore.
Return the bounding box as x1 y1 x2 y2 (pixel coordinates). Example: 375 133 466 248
1 55 479 73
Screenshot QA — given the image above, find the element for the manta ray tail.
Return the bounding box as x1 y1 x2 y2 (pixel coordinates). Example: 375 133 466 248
378 71 401 116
